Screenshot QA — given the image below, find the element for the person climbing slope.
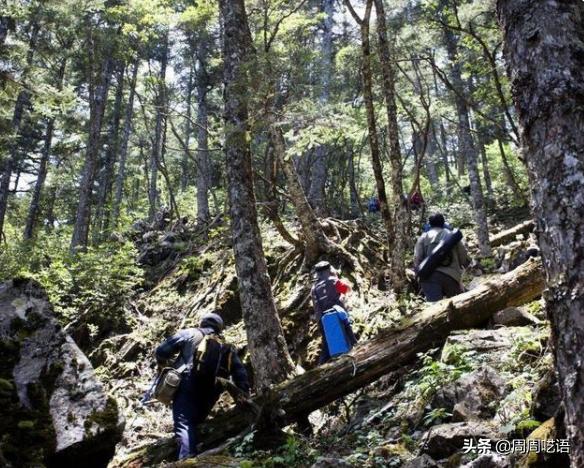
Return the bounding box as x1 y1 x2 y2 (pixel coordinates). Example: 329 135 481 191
311 261 357 364
414 213 471 302
154 313 250 460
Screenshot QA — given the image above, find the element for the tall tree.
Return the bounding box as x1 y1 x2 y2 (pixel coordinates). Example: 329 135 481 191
0 20 39 240
70 25 113 252
307 0 334 215
111 58 139 229
194 33 211 224
441 4 491 257
23 57 67 240
344 0 394 267
498 1 584 463
219 0 294 390
374 0 407 292
148 32 169 221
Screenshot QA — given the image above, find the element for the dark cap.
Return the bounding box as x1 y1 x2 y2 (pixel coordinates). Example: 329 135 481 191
429 213 446 228
313 261 331 272
200 313 224 333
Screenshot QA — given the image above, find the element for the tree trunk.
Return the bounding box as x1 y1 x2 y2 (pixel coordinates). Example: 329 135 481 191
374 0 407 291
94 62 125 239
307 0 334 216
348 148 361 218
70 33 114 252
0 21 38 239
345 0 394 262
489 220 534 248
116 258 544 467
148 33 168 221
442 24 491 256
180 66 194 192
219 0 294 391
497 137 526 204
477 129 495 208
270 126 339 266
497 2 584 463
195 35 211 224
111 59 139 229
23 58 67 240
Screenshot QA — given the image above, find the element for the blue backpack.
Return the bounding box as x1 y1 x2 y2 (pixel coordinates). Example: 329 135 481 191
321 306 353 358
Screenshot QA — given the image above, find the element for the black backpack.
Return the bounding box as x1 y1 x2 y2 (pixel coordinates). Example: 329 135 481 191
193 334 233 383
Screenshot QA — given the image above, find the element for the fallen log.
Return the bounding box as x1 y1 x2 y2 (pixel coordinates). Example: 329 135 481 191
113 258 544 467
490 220 534 247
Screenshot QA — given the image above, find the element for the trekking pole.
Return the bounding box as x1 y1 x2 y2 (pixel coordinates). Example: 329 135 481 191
140 371 161 406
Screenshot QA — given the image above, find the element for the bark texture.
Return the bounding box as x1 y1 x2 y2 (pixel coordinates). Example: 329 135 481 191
497 1 584 463
441 18 491 256
195 35 211 224
374 0 407 291
148 34 169 221
307 0 334 215
0 22 38 239
70 52 113 252
23 58 67 240
116 258 544 466
220 0 294 390
111 59 139 229
345 0 394 259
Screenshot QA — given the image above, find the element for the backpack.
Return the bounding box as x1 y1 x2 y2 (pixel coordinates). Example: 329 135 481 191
193 334 233 384
312 278 340 313
417 229 463 280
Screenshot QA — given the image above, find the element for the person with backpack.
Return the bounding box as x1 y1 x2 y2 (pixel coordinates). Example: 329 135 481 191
311 261 357 364
414 213 472 302
154 313 250 460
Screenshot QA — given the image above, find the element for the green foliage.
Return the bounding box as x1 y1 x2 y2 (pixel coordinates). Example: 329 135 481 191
0 233 143 339
423 407 452 426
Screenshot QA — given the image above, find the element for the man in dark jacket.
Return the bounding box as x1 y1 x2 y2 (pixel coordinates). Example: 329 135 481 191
155 313 250 460
414 213 471 302
311 261 357 363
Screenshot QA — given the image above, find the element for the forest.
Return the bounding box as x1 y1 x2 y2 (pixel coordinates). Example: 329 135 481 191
0 0 583 467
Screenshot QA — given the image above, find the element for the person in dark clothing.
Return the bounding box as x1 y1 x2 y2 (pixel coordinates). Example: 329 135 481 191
155 313 250 460
310 261 357 364
414 213 471 302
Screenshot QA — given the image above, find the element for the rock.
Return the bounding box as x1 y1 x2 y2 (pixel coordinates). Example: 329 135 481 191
311 457 353 468
496 240 539 274
0 279 124 467
531 369 561 422
403 454 441 467
492 307 539 327
433 366 508 422
441 327 533 365
460 453 511 467
420 422 499 459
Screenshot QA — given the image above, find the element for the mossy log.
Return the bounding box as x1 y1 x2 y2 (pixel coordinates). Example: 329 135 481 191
114 258 544 467
490 220 534 247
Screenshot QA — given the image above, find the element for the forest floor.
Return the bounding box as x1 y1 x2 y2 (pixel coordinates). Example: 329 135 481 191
92 208 563 468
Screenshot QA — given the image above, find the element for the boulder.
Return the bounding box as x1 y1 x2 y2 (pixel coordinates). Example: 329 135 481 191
420 422 499 459
531 369 561 422
0 279 124 467
492 307 539 327
460 453 511 467
433 366 508 422
311 457 353 468
441 327 534 365
403 454 441 467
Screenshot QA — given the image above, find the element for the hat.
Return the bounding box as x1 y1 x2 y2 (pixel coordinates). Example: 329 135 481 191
200 313 224 333
313 261 331 272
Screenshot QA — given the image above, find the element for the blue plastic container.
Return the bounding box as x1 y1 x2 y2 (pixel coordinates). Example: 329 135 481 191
321 307 352 358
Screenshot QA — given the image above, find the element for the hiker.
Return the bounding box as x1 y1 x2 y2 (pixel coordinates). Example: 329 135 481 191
155 313 250 460
368 196 380 213
414 213 471 302
410 191 424 211
311 261 357 364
